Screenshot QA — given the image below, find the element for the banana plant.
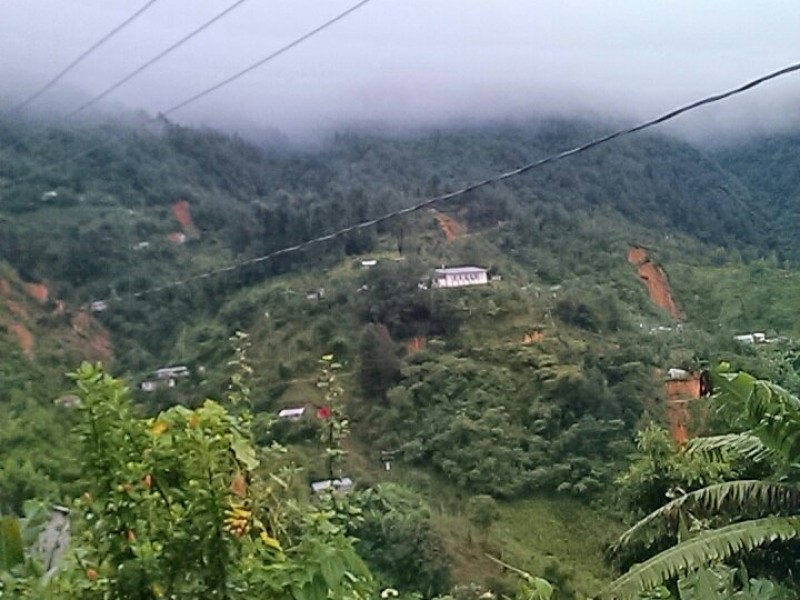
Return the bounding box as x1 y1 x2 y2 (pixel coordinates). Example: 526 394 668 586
599 369 800 599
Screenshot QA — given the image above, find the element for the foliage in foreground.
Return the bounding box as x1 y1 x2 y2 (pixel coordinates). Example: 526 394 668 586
602 369 800 599
5 360 374 600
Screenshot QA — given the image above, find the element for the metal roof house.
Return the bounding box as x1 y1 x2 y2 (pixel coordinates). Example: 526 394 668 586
154 366 190 380
310 477 353 494
734 332 767 344
432 266 488 289
278 407 306 421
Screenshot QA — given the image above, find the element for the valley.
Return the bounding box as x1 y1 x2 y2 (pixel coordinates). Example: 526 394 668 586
2 116 800 598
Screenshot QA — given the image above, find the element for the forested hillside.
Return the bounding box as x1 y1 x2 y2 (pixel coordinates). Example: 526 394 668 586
2 116 800 598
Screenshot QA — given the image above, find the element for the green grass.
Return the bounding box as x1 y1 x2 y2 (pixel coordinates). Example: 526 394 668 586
491 497 622 597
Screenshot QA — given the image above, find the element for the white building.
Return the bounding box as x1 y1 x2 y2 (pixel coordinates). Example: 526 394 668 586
734 332 767 344
154 366 190 380
141 379 176 392
432 266 488 288
278 407 306 421
310 477 353 494
90 300 108 312
666 368 690 380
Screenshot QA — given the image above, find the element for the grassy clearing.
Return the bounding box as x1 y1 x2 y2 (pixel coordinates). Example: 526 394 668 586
491 497 622 597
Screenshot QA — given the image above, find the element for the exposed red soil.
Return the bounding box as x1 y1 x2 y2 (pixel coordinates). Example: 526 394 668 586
0 265 113 364
9 322 34 359
172 200 199 237
408 336 426 353
628 246 682 320
24 282 49 304
431 209 466 242
664 373 706 445
522 330 545 345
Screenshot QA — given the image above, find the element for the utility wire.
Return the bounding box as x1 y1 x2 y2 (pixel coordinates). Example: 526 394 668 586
99 60 798 303
3 0 160 115
67 0 248 118
160 0 374 117
6 0 376 185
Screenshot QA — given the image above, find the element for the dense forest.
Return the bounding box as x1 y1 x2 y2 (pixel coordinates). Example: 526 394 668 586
1 115 800 598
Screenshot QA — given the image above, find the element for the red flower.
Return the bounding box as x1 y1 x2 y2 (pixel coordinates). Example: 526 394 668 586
317 406 332 420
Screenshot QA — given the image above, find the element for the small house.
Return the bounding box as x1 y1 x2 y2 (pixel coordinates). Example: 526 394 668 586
278 407 306 421
310 477 353 495
55 394 81 408
666 368 690 380
432 266 488 289
360 259 378 268
734 332 767 344
141 379 176 392
41 190 58 201
306 288 326 301
90 300 108 312
154 366 190 380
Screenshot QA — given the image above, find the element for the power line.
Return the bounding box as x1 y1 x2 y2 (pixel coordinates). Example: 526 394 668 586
161 0 375 117
5 0 376 185
3 0 160 115
99 60 798 304
67 0 248 118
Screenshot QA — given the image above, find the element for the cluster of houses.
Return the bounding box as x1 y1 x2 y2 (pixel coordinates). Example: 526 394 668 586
140 365 190 392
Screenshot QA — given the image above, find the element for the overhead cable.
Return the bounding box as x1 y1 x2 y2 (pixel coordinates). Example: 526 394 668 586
6 0 376 185
67 0 249 118
3 0 160 115
160 0 375 117
110 61 800 302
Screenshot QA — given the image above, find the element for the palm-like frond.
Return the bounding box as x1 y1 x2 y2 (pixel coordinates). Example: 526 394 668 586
687 433 774 463
715 372 800 464
611 480 800 554
599 516 800 600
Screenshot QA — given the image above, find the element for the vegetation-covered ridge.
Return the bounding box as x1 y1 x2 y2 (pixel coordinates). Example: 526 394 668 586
2 115 800 597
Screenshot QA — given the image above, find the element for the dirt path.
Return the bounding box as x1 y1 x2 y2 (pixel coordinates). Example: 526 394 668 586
628 246 682 320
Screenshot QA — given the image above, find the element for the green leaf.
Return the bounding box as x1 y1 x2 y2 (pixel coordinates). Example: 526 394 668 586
230 438 259 470
611 480 800 554
600 516 800 599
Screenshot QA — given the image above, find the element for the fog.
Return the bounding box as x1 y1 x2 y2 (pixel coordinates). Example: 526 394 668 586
1 0 799 144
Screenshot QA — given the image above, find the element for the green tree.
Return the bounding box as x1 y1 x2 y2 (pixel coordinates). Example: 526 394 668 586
358 324 401 401
466 494 500 539
351 483 451 597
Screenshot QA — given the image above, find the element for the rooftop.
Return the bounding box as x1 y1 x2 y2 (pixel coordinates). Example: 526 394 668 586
434 266 487 275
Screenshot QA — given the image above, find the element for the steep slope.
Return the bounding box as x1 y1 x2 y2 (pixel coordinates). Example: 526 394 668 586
0 260 112 365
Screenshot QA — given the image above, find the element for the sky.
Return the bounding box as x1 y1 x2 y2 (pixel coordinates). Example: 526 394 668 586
1 0 799 143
